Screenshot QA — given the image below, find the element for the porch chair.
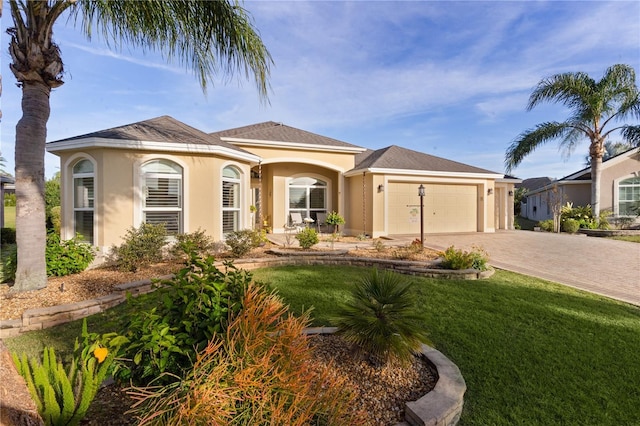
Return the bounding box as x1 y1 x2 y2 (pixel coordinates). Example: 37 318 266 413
289 212 304 231
315 212 329 233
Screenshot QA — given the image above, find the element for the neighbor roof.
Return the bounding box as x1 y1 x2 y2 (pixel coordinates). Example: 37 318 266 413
516 177 554 192
351 145 500 176
47 116 258 161
211 121 366 152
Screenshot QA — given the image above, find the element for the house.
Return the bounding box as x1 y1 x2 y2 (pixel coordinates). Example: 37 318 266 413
520 148 640 221
46 116 518 254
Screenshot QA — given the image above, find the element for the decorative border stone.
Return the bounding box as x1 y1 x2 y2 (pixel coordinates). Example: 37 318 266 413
302 327 466 426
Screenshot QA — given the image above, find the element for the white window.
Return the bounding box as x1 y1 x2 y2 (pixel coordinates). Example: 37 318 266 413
289 177 327 222
618 177 640 216
222 166 241 234
141 159 182 234
73 159 94 244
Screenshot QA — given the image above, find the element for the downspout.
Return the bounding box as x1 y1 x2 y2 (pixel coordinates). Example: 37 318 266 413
362 171 366 236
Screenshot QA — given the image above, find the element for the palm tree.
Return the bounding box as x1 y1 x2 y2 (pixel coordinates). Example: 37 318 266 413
505 64 640 220
7 0 272 291
584 141 635 166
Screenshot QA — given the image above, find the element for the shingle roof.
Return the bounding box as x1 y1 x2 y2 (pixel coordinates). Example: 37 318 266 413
353 145 498 174
516 177 554 191
49 115 251 155
210 121 363 149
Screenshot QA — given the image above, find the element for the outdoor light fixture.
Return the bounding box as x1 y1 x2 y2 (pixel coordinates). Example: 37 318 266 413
378 184 384 193
418 184 425 197
508 190 514 196
487 188 494 195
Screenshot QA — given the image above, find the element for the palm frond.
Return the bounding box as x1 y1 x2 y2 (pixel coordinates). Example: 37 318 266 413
505 122 573 172
621 125 640 146
71 0 272 100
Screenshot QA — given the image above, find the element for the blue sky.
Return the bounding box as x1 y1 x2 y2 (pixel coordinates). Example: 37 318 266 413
2 1 639 180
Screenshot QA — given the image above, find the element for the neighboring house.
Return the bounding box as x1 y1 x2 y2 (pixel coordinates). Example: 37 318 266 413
46 117 519 255
520 148 640 221
516 177 553 219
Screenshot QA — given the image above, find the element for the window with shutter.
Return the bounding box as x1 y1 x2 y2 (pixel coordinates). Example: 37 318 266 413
141 160 182 234
72 159 94 244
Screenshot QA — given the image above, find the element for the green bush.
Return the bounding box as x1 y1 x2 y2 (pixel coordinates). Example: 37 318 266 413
116 253 251 385
561 203 597 229
49 206 61 234
12 319 124 426
1 244 17 283
109 223 167 272
538 219 555 232
170 228 216 259
333 269 428 365
46 233 95 277
562 218 580 234
128 283 361 425
2 233 94 282
225 229 265 257
1 227 16 245
3 192 16 207
295 227 318 249
325 211 345 233
442 245 489 271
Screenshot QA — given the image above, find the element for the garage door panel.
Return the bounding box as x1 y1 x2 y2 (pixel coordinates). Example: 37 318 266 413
388 183 477 233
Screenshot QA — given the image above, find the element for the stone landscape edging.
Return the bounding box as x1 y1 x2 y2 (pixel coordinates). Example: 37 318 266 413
0 254 493 338
304 327 466 426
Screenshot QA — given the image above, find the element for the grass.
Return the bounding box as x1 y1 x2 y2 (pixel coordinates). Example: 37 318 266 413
3 206 15 228
607 235 640 243
5 266 640 425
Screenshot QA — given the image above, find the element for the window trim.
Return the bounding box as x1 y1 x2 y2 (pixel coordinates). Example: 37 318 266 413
222 165 242 236
63 154 98 246
614 173 640 217
286 174 331 223
134 156 188 235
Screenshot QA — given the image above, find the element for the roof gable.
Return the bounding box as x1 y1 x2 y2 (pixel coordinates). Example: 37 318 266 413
211 121 364 151
47 115 254 157
353 145 498 175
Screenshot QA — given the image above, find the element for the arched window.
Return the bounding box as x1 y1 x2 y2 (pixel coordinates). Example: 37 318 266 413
73 159 94 244
141 159 182 234
222 166 241 234
289 177 327 222
619 176 640 216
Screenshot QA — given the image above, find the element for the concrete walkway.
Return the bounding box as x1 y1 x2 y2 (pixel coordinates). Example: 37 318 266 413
412 231 640 306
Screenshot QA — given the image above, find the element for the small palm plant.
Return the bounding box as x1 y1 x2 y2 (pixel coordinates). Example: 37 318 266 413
333 269 428 365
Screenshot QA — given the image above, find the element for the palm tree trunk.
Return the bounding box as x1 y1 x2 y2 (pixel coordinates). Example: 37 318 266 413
590 156 602 220
13 82 50 291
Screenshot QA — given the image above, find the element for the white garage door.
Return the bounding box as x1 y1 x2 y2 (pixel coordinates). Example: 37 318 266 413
388 183 478 234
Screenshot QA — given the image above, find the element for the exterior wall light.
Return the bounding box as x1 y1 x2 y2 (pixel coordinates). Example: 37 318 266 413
487 188 494 195
508 190 514 196
378 184 384 193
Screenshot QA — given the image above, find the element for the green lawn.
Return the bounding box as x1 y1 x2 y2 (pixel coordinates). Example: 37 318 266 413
5 266 640 425
607 235 640 243
3 205 15 228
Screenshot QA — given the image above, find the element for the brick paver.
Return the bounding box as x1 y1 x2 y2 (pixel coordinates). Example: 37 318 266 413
417 231 639 306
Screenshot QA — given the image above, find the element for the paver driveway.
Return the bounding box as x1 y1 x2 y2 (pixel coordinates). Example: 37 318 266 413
418 231 639 306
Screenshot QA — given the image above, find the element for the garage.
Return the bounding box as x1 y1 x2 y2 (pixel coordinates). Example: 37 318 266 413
387 183 478 234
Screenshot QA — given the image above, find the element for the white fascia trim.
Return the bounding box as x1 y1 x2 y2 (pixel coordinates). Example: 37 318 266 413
222 137 367 154
46 137 261 163
526 179 591 196
497 177 522 183
344 167 503 179
563 149 638 181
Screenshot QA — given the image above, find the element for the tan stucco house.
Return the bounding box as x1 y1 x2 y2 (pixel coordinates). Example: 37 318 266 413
520 148 640 221
46 116 518 253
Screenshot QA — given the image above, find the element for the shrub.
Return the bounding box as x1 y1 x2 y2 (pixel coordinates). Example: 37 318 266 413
46 233 95 277
128 283 362 425
1 227 16 245
225 229 265 257
561 203 597 229
49 206 61 234
169 228 216 259
325 211 346 233
333 269 428 365
295 227 319 249
373 239 386 252
2 234 95 282
109 223 167 272
12 319 123 426
1 244 17 283
442 245 489 271
562 218 580 234
116 253 251 384
538 219 555 232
